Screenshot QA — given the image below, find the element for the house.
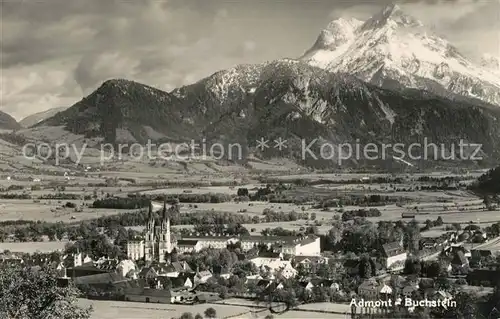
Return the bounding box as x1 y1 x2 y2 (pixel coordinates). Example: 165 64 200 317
301 279 341 292
83 255 93 264
170 290 197 304
73 272 127 288
65 266 109 278
116 260 136 278
244 275 262 287
401 212 415 219
250 257 297 279
219 268 231 280
167 276 194 289
402 282 419 296
379 284 393 296
176 239 204 253
277 262 298 279
125 269 139 280
420 238 438 249
329 282 340 292
263 281 284 294
382 241 407 269
138 267 158 281
299 280 314 291
164 261 194 277
193 270 212 285
444 245 471 259
292 255 329 270
124 287 174 304
445 232 458 242
95 258 119 272
358 279 380 299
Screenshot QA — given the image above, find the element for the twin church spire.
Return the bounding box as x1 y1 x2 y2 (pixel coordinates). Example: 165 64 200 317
145 197 173 262
146 198 170 230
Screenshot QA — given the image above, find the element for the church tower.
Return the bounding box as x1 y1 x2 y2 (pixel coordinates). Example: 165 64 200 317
158 199 172 263
144 201 155 261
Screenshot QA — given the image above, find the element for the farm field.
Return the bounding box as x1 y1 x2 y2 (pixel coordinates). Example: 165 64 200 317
140 184 263 196
155 201 306 216
6 186 149 197
271 171 487 181
0 240 70 253
80 299 256 319
0 199 138 223
80 299 348 319
218 298 351 314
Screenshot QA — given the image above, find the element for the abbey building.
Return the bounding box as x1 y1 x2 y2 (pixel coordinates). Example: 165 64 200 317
127 201 177 263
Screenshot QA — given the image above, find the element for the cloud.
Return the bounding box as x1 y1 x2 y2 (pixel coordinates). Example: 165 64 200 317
1 0 497 120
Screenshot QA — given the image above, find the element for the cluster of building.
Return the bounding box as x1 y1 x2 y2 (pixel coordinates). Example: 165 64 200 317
126 202 322 261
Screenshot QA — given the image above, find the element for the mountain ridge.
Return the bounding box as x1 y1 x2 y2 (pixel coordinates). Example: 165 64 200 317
19 107 68 128
27 4 500 168
35 60 500 167
0 111 22 130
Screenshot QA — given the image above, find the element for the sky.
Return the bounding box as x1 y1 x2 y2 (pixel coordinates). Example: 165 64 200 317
1 0 499 120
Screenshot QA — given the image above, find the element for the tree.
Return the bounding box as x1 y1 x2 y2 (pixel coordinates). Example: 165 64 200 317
403 257 422 275
194 314 203 319
435 216 443 226
180 312 193 319
0 263 92 319
237 188 249 197
204 307 217 318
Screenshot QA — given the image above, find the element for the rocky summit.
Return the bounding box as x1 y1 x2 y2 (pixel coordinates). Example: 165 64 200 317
300 4 500 106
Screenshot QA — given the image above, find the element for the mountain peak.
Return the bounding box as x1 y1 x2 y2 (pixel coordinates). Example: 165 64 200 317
382 3 401 16
302 17 363 55
100 78 135 88
300 3 500 106
360 3 423 31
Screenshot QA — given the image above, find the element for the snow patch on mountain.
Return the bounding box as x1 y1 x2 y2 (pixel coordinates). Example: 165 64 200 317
482 54 500 75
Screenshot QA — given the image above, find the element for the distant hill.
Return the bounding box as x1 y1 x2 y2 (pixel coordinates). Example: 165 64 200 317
0 111 21 130
19 107 67 128
36 60 500 168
